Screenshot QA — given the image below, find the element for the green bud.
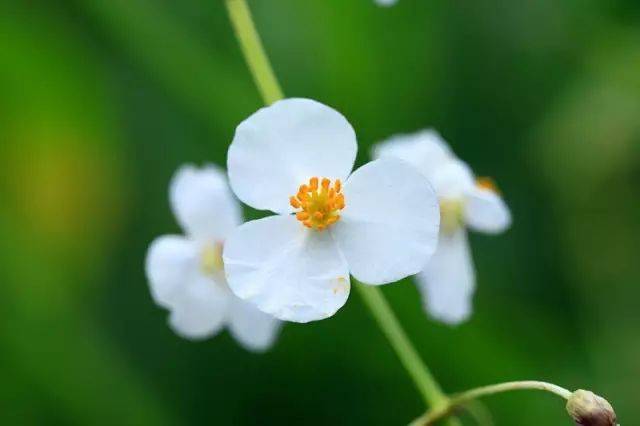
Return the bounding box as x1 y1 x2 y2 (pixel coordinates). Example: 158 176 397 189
566 390 617 426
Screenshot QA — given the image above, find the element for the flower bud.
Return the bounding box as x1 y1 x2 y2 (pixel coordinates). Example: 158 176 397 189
566 390 617 426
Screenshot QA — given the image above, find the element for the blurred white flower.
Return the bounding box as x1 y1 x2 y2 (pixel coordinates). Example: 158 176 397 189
375 0 399 7
373 130 511 324
145 165 281 351
223 98 440 323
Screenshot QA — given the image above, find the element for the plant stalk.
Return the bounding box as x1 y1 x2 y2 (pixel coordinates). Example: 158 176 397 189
223 1 458 424
224 0 284 104
355 283 448 407
410 381 572 425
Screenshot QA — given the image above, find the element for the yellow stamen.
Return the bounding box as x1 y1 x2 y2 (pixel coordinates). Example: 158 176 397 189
290 176 346 231
476 176 500 194
201 242 224 275
440 199 464 235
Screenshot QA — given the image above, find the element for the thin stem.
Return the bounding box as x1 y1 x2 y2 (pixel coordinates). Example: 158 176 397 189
410 381 572 425
355 283 447 407
224 0 284 104
355 283 461 426
223 2 458 424
454 381 572 401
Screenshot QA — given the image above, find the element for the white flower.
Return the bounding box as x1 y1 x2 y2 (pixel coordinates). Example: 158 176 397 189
145 165 281 351
223 98 440 323
375 0 399 7
373 129 511 324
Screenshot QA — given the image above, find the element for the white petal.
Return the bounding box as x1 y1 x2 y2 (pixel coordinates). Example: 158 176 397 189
146 236 230 340
223 215 350 323
145 235 199 308
168 275 230 340
331 158 440 285
169 164 242 241
372 129 453 181
416 229 475 325
464 186 511 234
430 159 475 199
228 98 357 214
228 297 282 352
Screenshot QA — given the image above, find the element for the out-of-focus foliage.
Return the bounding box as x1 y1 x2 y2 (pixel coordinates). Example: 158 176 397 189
0 0 637 424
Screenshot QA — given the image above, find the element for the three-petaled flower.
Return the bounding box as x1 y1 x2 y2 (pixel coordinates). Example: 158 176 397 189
223 98 441 323
145 165 281 351
374 129 511 324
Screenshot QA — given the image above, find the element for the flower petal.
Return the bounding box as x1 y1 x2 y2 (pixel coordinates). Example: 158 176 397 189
464 186 511 234
228 98 357 214
145 235 199 308
223 215 350 323
331 158 440 285
228 297 282 352
416 229 475 325
169 164 242 241
372 129 453 180
168 275 230 340
430 159 475 199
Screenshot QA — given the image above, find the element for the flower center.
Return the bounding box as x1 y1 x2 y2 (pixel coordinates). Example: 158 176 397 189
290 177 345 231
439 177 501 234
440 198 464 235
200 242 224 276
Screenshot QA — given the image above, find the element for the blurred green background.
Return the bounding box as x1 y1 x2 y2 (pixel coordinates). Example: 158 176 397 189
1 0 638 424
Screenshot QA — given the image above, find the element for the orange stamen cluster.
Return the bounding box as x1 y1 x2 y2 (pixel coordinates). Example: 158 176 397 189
476 177 500 194
290 177 345 231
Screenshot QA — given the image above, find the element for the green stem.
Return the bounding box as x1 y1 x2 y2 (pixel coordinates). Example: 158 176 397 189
223 2 458 424
224 0 284 104
410 381 572 425
355 283 447 407
454 381 572 401
355 283 461 426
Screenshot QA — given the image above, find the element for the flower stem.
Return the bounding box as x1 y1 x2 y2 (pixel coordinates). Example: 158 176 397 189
223 2 458 424
355 283 447 406
224 0 284 105
410 381 572 425
355 283 461 426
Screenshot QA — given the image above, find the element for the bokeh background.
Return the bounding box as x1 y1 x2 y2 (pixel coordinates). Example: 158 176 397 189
1 0 638 424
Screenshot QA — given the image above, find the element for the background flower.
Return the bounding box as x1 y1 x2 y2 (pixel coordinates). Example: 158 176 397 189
145 165 281 351
374 130 511 324
375 0 399 7
224 98 440 323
